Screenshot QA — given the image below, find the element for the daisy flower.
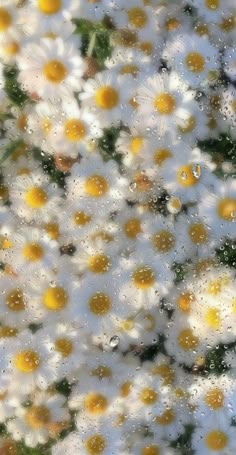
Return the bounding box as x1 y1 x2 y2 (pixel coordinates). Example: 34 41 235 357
17 37 85 101
135 71 197 135
192 415 236 455
198 178 236 239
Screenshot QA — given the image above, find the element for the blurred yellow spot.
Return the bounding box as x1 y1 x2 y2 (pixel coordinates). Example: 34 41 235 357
85 175 109 197
89 292 111 315
95 86 119 109
154 93 176 115
43 60 67 83
43 287 68 310
14 350 40 373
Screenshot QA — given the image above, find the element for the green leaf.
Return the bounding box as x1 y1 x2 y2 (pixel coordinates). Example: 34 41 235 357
216 240 236 269
98 127 122 162
4 66 28 106
0 139 24 164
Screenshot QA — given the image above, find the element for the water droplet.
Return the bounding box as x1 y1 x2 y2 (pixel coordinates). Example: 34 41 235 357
192 164 201 179
109 335 120 347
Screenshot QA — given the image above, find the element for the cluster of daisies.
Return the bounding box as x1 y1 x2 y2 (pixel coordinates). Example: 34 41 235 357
0 0 235 453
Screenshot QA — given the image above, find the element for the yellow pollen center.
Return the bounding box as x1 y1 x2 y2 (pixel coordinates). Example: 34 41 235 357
165 18 181 31
22 243 44 261
120 64 139 76
217 198 236 221
6 289 25 312
207 277 229 295
4 41 20 55
25 405 51 429
154 93 176 115
205 431 228 451
141 446 160 455
44 222 60 240
73 211 92 226
204 307 221 330
120 318 135 331
0 8 11 32
152 229 175 253
120 381 132 397
140 387 158 405
139 41 153 55
91 365 112 379
220 16 235 32
14 350 40 373
25 187 48 209
85 434 106 454
130 136 143 155
38 0 61 14
43 287 68 310
88 254 111 274
123 218 142 239
55 338 73 357
0 326 18 337
177 164 199 187
85 175 109 197
178 115 196 133
188 223 208 244
84 393 108 414
128 7 148 28
89 292 111 315
177 292 195 313
155 409 175 425
132 266 156 289
154 148 172 166
42 118 52 134
43 59 67 83
195 23 209 36
64 119 86 141
185 52 205 73
152 364 175 385
0 440 17 455
205 388 224 410
205 0 219 10
178 328 199 351
17 115 27 131
95 86 119 110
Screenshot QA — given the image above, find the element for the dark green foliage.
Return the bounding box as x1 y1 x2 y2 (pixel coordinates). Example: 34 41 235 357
73 19 112 67
4 66 28 106
98 126 122 162
216 240 236 268
0 139 24 164
170 424 195 454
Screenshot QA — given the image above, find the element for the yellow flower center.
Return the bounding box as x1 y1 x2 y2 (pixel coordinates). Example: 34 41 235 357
91 365 112 379
95 86 119 110
152 364 175 385
141 446 160 455
88 254 111 274
195 22 209 36
128 7 148 28
42 118 52 134
0 326 18 337
84 393 108 414
139 41 153 55
44 222 60 240
14 350 40 373
55 338 73 357
22 243 44 261
177 328 199 351
154 93 176 115
207 277 229 295
123 218 142 239
4 41 20 56
185 52 205 73
6 289 25 312
205 431 228 451
152 229 175 253
17 115 27 131
85 175 109 197
85 434 106 454
155 408 175 425
0 7 11 32
205 0 219 10
220 16 235 32
132 266 156 289
43 287 68 310
178 115 196 134
64 119 86 141
129 136 143 155
120 318 135 331
25 187 48 209
25 405 51 429
205 387 224 410
88 292 111 315
154 148 172 166
177 292 195 313
43 59 67 83
177 164 199 187
73 211 92 226
217 198 236 221
0 440 17 455
0 184 9 201
188 223 208 244
140 387 158 405
120 381 132 397
165 18 181 31
120 64 139 77
204 307 221 330
38 0 62 14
